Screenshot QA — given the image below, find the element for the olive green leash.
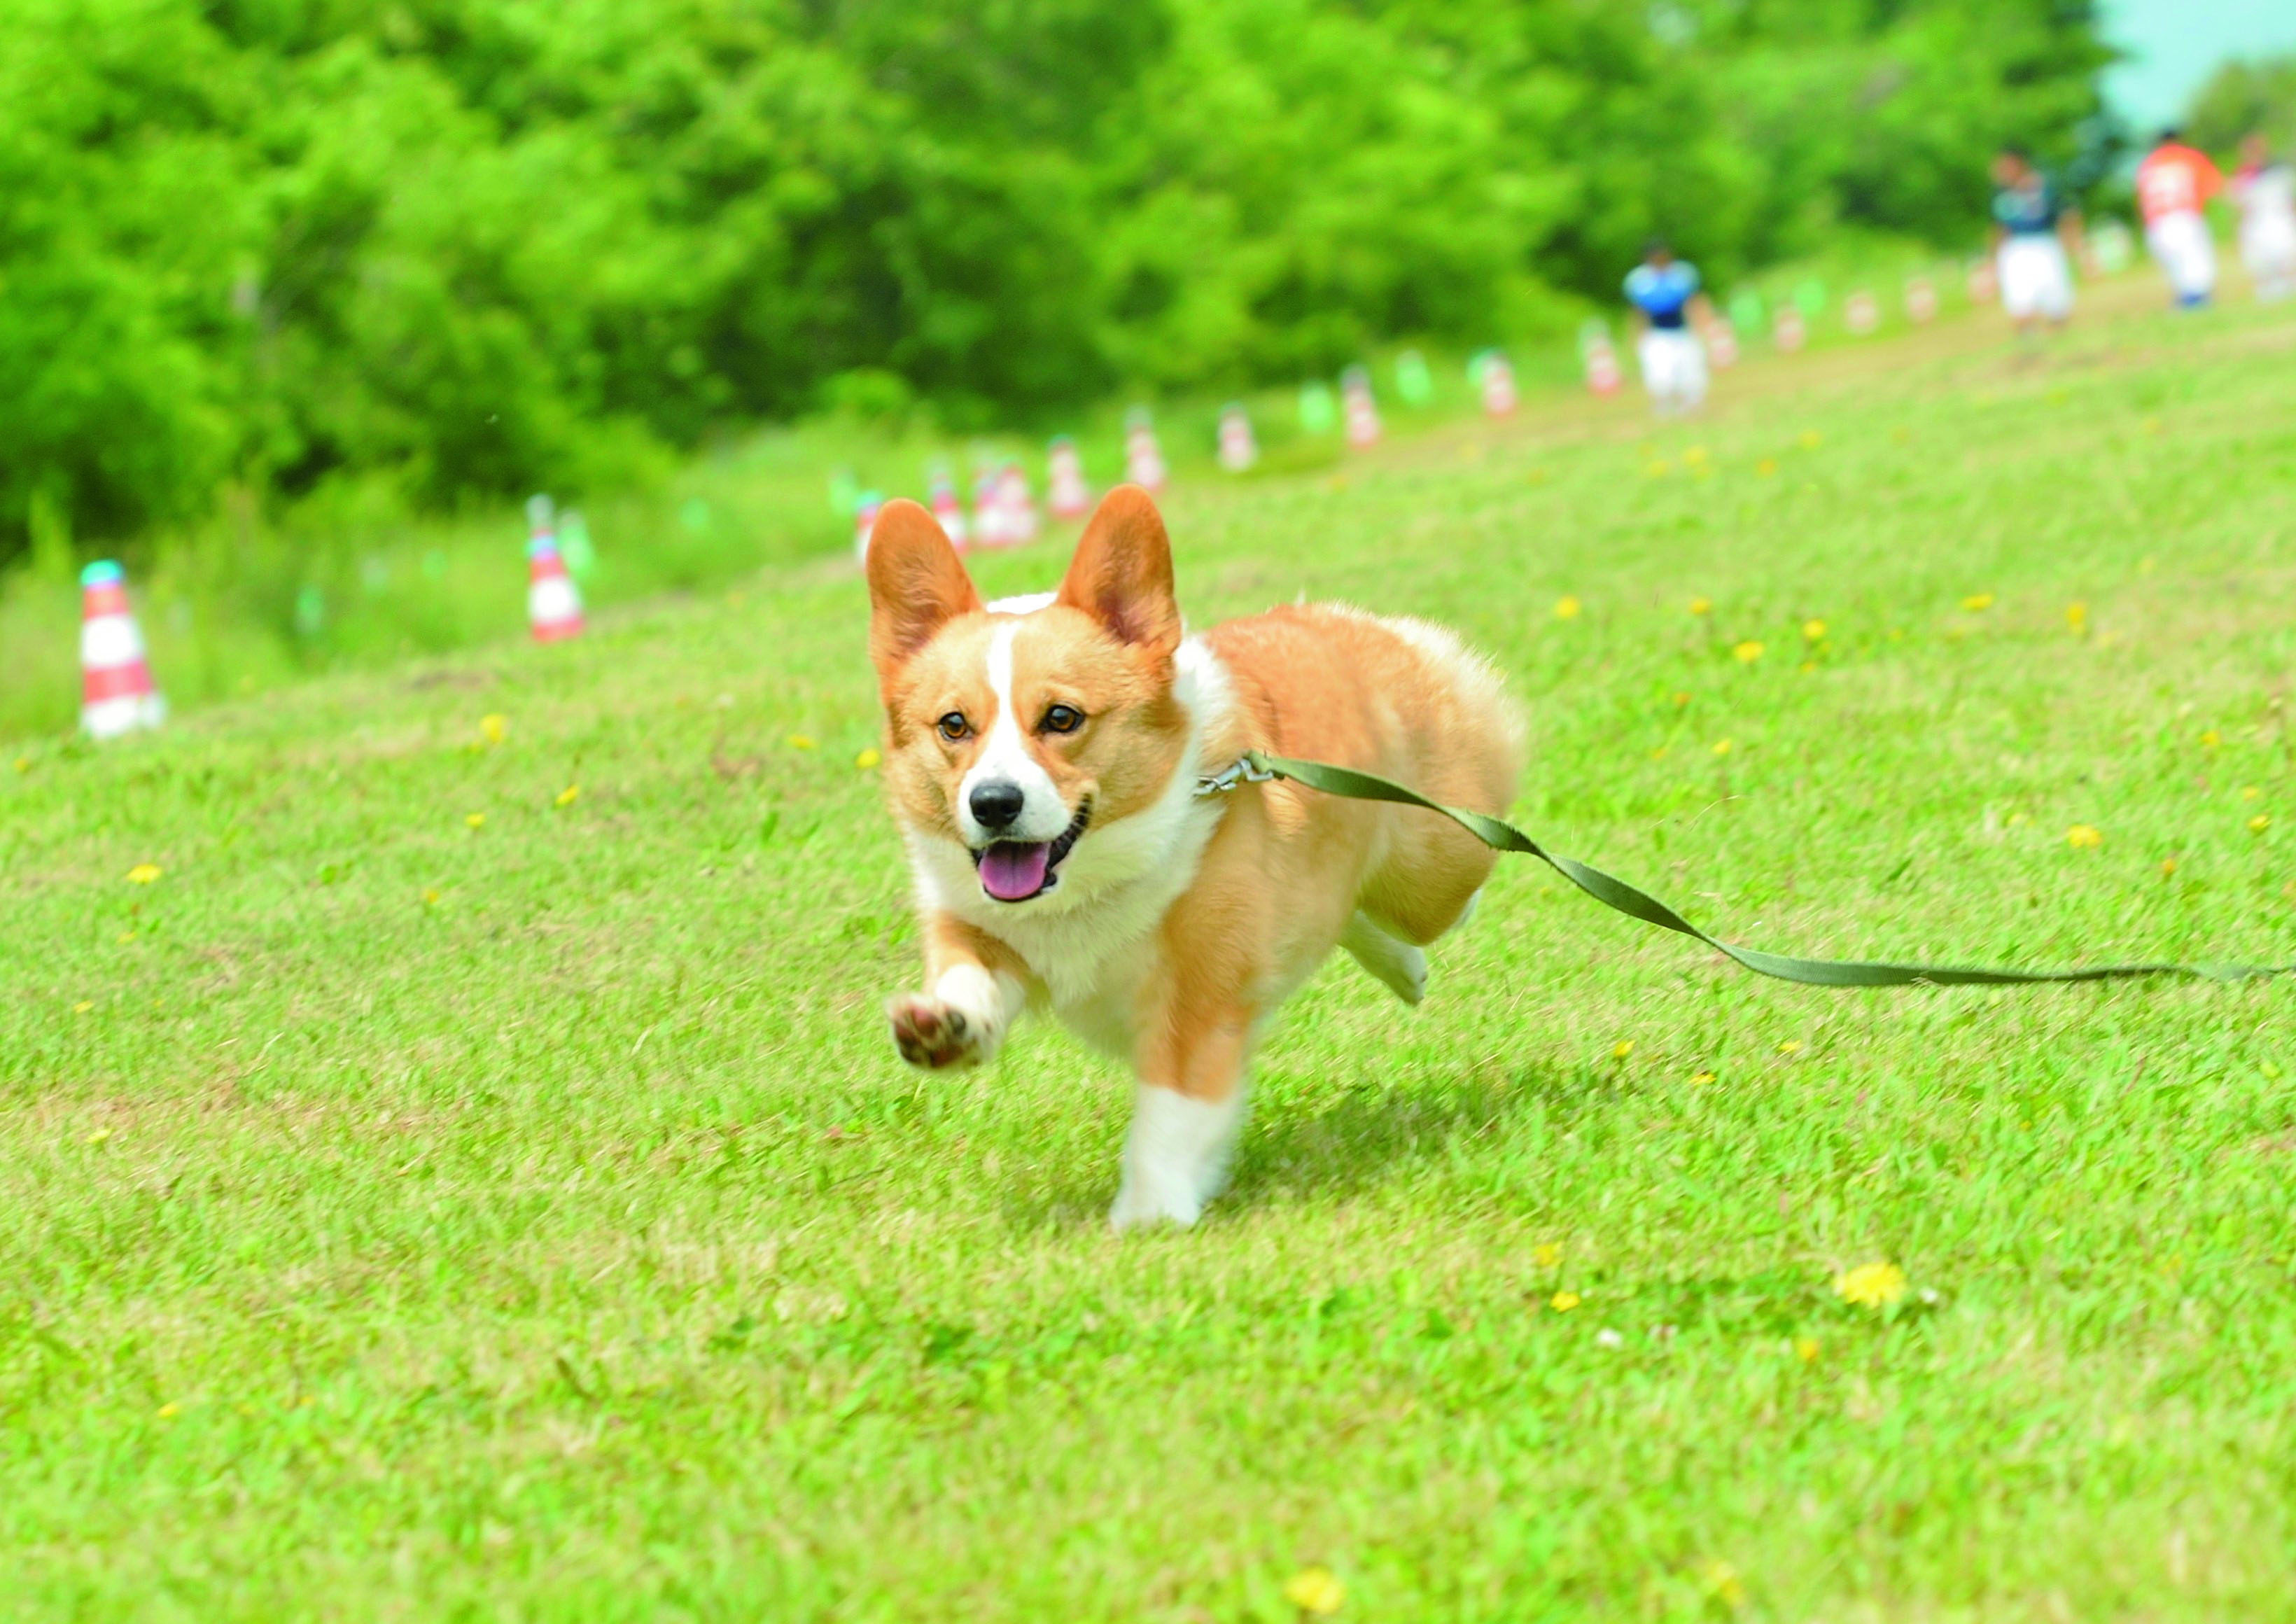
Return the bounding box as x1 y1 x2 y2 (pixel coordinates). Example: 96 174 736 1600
1196 750 2290 988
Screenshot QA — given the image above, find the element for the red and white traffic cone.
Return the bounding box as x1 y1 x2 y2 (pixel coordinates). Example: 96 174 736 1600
1340 366 1380 447
1904 275 1937 323
528 532 584 641
1476 352 1518 416
1772 306 1807 352
79 561 166 739
1047 437 1092 519
1966 258 1997 304
1845 288 1879 334
1584 339 1621 395
928 465 969 550
852 491 885 566
1702 319 1739 370
1124 410 1167 492
1217 404 1259 471
995 462 1038 546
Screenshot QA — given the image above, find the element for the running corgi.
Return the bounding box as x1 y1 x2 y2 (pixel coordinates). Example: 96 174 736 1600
864 486 1525 1228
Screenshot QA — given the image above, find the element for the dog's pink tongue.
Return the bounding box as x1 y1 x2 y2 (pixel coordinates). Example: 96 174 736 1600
979 841 1051 901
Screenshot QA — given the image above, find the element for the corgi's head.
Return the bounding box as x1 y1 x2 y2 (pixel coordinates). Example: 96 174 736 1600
866 486 1198 908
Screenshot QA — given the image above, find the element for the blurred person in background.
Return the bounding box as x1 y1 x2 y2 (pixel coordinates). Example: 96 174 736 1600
1989 145 2084 336
1624 240 1713 416
2135 128 2225 309
2230 134 2296 302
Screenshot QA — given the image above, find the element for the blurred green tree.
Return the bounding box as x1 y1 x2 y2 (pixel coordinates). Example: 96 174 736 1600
0 0 2114 563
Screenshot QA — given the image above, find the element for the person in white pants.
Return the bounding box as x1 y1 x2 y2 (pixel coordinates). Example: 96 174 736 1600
1623 241 1712 417
2136 129 2225 309
1988 146 2084 336
2231 133 2296 302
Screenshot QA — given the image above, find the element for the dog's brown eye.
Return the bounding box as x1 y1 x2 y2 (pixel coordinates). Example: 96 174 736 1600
1040 704 1084 734
936 712 969 742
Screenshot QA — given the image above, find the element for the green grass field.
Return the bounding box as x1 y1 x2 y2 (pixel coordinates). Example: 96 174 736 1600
7 278 2296 1620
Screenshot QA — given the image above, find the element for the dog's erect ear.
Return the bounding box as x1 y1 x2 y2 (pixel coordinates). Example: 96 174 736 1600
867 500 983 684
1055 485 1182 659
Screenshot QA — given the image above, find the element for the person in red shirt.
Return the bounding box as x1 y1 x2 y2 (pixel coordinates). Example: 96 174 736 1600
2136 128 2225 308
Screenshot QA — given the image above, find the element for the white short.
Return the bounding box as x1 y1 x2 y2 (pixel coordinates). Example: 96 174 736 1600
2240 214 2296 290
2146 210 2218 300
1636 328 1707 407
1996 235 2072 320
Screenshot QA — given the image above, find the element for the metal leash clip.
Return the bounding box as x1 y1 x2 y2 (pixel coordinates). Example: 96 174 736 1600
1194 753 1278 797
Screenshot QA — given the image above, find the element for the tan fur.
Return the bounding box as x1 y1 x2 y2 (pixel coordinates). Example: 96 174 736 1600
865 487 1525 1227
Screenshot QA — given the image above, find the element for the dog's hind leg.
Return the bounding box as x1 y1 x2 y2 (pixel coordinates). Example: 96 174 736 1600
1341 911 1427 1005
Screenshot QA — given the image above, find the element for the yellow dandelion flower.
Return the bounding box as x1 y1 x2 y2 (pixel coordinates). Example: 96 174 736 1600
1611 1040 1636 1060
73 1000 94 1014
1732 640 1764 664
1697 1560 1749 1611
855 748 882 770
1690 1070 1716 1086
1776 1040 1803 1055
85 1126 111 1146
465 812 486 831
1712 738 1733 757
2249 815 2271 834
421 888 442 906
2241 785 2260 800
1282 1567 1345 1616
2066 824 2102 849
1798 430 1822 449
2160 858 2178 878
1799 659 1816 673
1802 618 1826 640
1648 746 1668 760
1755 458 1778 477
2199 729 2220 748
1793 1335 1819 1363
1553 595 1582 620
1833 1260 1907 1309
11 756 27 773
1532 1242 1563 1268
1646 460 1672 477
1550 1290 1581 1312
1688 596 1712 615
555 784 581 807
1672 690 1690 706
479 713 507 746
788 734 816 750
1961 593 1994 612
126 863 163 885
1684 445 1709 465
2066 602 2087 633
116 931 136 945
157 1402 181 1420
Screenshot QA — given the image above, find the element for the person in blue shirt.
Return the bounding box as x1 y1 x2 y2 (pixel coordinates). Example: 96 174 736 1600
1623 241 1714 415
1989 145 2084 335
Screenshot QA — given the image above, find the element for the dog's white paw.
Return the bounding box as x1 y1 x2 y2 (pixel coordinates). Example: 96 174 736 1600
887 993 993 1070
1107 1175 1205 1231
1109 1084 1244 1232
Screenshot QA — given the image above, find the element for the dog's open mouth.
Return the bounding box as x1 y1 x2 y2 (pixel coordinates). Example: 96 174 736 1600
972 802 1090 902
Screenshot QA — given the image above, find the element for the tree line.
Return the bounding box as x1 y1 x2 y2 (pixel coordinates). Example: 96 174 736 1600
0 0 2114 561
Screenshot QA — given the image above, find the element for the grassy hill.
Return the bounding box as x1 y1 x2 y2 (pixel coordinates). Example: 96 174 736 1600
6 276 2296 1618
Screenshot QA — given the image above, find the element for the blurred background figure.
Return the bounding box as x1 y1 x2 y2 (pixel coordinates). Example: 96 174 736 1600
2136 127 2225 307
2230 134 2296 300
1623 241 1712 417
1989 146 2084 335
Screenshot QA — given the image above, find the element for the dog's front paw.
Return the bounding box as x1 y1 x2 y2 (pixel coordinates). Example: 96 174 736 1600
888 993 991 1070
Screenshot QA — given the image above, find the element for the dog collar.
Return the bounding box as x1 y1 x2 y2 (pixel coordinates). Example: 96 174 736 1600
1194 753 1276 797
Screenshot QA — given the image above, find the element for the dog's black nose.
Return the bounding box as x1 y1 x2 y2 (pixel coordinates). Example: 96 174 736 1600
969 780 1026 831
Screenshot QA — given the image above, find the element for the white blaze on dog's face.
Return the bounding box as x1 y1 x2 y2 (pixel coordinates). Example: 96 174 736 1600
866 490 1190 906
